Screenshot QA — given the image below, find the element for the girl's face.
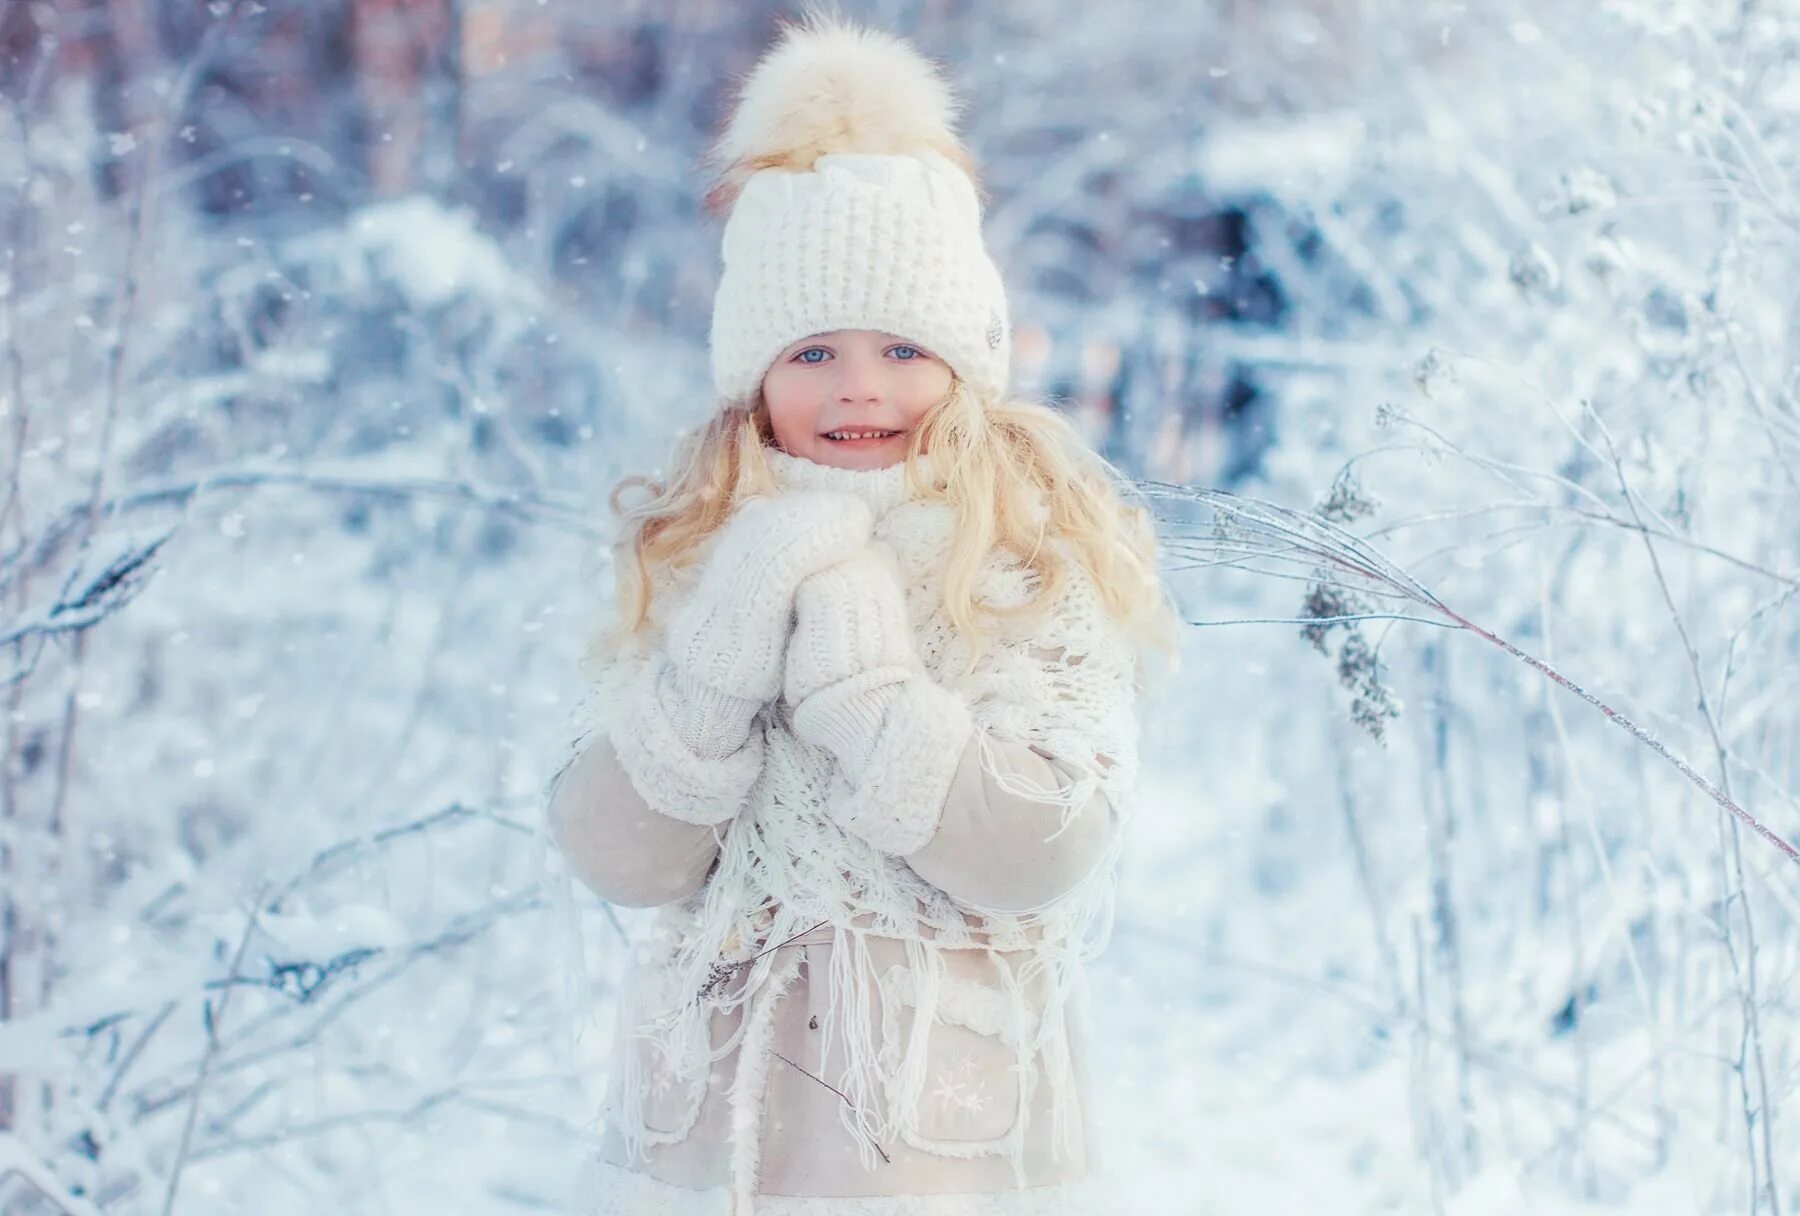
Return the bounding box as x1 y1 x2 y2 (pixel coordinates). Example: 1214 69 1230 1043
760 329 952 470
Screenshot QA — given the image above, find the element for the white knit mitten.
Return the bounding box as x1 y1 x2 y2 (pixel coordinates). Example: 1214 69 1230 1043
785 546 974 854
657 664 763 763
667 490 876 705
601 491 875 828
784 547 917 763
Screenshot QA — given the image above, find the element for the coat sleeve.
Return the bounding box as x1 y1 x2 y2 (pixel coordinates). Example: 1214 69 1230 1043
601 645 767 828
901 728 1119 914
901 555 1141 915
546 732 724 908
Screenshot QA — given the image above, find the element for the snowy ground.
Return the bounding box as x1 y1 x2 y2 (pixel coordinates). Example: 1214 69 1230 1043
1 2 1796 1213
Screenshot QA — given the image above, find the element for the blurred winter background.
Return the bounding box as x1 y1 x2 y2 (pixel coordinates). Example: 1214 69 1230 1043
0 0 1796 1212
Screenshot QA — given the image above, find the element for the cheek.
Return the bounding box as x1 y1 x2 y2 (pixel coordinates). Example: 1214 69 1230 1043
760 371 817 442
902 365 954 422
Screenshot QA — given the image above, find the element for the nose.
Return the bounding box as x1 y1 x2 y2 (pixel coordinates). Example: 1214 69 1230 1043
834 346 884 404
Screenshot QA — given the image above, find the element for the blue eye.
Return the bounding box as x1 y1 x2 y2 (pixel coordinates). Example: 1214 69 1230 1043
891 345 922 360
794 348 829 364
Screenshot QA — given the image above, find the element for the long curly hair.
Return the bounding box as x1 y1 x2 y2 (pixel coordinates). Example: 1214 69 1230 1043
592 377 1182 676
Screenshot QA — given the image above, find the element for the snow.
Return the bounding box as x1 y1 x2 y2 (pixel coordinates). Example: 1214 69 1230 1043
345 197 543 312
3 1 1796 1213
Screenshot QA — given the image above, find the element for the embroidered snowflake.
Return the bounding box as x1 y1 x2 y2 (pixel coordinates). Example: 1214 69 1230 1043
928 1050 992 1118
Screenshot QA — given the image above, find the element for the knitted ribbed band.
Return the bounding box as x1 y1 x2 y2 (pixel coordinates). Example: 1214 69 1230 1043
704 16 1012 409
709 148 1011 407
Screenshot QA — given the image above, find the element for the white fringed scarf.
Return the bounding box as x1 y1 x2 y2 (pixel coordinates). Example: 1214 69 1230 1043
560 447 1142 1210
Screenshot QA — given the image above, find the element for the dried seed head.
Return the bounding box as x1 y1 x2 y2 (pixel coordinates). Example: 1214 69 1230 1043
1314 469 1380 525
1299 576 1371 653
1336 633 1403 745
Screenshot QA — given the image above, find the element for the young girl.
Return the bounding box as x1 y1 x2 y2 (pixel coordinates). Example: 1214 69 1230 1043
547 15 1179 1215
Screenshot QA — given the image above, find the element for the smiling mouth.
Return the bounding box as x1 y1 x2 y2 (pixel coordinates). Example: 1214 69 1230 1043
822 429 902 442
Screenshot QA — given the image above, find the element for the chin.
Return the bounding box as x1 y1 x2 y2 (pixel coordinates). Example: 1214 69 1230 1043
817 451 904 470
806 434 909 469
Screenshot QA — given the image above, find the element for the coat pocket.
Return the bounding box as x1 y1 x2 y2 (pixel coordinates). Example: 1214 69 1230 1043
877 964 1031 1151
630 1030 709 1137
604 967 712 1143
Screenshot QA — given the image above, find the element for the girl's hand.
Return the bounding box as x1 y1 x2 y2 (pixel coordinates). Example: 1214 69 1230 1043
784 545 924 770
783 544 974 854
665 490 875 705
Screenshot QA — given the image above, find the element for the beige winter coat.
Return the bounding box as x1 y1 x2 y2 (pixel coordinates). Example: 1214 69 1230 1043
548 726 1117 1200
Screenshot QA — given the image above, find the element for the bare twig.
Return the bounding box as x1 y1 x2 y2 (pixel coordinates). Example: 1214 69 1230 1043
128 890 544 1119
1140 479 1800 865
1327 718 1406 1009
97 998 177 1114
770 1050 892 1165
185 1073 576 1162
106 463 600 537
1419 641 1477 1181
1588 406 1782 1214
265 801 536 909
696 920 829 1005
161 882 266 1216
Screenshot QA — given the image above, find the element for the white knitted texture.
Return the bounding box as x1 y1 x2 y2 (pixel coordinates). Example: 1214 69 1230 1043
785 543 974 852
709 150 1012 406
575 446 1141 1206
787 669 902 774
592 489 877 827
786 545 920 707
665 491 876 702
600 651 765 828
799 674 974 855
663 666 762 763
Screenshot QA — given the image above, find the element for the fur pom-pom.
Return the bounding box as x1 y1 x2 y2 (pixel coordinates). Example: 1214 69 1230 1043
703 8 978 215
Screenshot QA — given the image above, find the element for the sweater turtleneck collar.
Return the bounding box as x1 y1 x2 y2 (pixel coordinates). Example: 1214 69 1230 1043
763 444 937 518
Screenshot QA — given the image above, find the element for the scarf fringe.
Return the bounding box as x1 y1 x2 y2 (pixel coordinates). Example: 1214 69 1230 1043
582 490 1139 1202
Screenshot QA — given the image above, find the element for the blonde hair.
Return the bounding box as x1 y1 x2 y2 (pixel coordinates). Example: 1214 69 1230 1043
593 379 1182 676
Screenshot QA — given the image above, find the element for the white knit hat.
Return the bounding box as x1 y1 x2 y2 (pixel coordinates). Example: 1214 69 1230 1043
703 13 1011 407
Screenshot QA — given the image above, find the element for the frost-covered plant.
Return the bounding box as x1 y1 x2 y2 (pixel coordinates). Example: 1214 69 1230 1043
3 2 1797 1215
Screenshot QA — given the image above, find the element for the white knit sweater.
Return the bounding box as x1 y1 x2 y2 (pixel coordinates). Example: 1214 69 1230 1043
551 447 1142 1215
